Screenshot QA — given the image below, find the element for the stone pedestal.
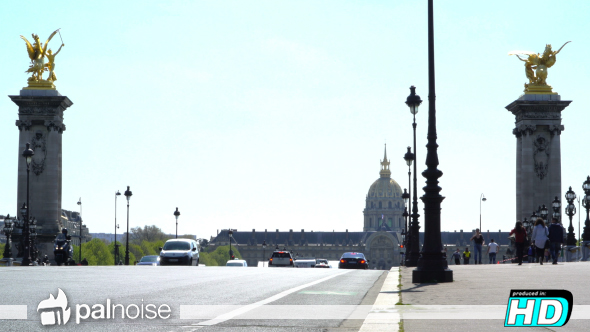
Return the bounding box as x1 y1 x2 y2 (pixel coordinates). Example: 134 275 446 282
8 89 73 259
506 94 571 222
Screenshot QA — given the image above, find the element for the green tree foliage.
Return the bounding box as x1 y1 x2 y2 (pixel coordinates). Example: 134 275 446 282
72 238 116 265
199 245 241 266
129 225 169 244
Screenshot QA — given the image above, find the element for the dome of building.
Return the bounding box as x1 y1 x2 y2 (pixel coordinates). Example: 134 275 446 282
363 145 405 232
368 177 403 198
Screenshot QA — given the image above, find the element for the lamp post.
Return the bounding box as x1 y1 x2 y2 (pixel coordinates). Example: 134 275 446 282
228 229 234 259
77 197 82 263
405 87 422 267
540 204 549 223
262 240 267 267
564 189 577 247
582 176 590 242
411 0 453 283
479 194 486 232
114 190 121 265
174 207 180 239
3 215 14 263
124 186 132 265
402 188 410 234
21 143 34 266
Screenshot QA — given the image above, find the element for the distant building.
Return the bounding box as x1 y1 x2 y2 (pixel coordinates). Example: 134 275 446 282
208 147 515 268
60 209 91 246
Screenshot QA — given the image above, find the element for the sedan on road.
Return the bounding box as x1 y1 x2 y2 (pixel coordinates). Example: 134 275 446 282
137 255 160 266
338 252 369 269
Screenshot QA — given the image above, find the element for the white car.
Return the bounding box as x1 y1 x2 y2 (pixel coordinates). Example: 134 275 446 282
294 258 316 268
226 259 248 267
159 239 200 266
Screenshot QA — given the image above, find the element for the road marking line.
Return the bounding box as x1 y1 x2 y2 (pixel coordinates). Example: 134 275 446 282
186 271 350 325
0 305 27 319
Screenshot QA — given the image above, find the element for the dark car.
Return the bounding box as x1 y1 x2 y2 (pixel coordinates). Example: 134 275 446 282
339 252 369 269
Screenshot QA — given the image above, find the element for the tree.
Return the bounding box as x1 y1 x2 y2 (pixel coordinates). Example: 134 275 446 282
199 245 242 266
72 238 114 265
129 225 169 244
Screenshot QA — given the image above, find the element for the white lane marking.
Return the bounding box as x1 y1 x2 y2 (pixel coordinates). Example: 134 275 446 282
0 305 27 319
187 271 351 326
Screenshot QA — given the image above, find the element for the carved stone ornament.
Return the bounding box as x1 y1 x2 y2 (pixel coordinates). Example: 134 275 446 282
549 124 564 137
533 134 550 180
31 131 47 176
516 111 561 122
512 124 536 137
44 120 66 133
15 119 32 131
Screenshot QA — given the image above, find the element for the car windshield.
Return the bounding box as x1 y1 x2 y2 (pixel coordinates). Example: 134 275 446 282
140 256 158 262
342 252 365 258
272 252 291 258
163 241 190 251
226 262 244 266
316 259 328 264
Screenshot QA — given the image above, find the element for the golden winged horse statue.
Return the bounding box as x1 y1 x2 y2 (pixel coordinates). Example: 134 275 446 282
20 30 59 82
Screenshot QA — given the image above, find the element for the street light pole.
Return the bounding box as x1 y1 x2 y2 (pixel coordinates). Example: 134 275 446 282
262 240 267 267
412 0 453 283
124 186 132 265
228 229 234 259
480 194 486 232
582 176 590 242
22 143 34 266
77 197 82 263
564 189 577 247
115 190 121 265
405 88 422 267
174 207 180 239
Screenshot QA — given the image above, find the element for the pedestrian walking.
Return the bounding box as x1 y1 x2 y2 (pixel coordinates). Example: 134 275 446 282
509 221 527 265
531 218 549 265
487 239 499 264
548 217 564 265
527 246 534 263
462 248 471 265
452 248 461 265
470 228 485 264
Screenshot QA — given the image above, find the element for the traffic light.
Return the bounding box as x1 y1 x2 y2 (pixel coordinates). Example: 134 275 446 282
231 255 235 260
400 244 405 249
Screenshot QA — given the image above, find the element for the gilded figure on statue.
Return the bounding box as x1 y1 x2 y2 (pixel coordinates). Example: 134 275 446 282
20 29 64 88
510 41 570 93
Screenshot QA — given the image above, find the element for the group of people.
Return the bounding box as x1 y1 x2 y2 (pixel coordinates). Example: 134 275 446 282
450 229 500 265
510 217 564 265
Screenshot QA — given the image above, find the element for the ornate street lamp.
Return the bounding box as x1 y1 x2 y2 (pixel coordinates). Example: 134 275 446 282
262 240 267 266
480 194 487 232
405 88 422 267
402 188 410 238
412 0 453 283
124 186 132 265
21 143 34 266
540 204 549 222
114 190 121 265
77 197 82 263
3 215 14 261
564 188 577 246
552 196 561 221
228 229 234 259
174 207 180 239
582 176 590 242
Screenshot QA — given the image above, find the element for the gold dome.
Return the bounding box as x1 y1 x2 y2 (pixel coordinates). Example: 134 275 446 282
368 178 403 198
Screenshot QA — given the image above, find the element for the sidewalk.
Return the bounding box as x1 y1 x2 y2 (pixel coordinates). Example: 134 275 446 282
399 262 590 332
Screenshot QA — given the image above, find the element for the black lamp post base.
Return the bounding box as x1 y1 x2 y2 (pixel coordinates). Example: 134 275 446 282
412 267 453 283
405 253 419 267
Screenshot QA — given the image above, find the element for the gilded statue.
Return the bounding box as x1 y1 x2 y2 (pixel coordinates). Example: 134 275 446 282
510 41 570 94
20 29 64 88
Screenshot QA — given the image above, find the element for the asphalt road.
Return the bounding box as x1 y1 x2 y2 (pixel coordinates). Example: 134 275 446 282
0 266 387 332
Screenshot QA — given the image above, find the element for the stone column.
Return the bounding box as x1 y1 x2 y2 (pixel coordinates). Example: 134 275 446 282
9 89 73 259
506 94 571 223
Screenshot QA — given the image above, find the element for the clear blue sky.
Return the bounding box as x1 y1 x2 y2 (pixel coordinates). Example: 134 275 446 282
1 1 589 240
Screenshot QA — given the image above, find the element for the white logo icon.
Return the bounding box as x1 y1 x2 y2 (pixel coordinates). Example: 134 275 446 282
37 288 71 325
